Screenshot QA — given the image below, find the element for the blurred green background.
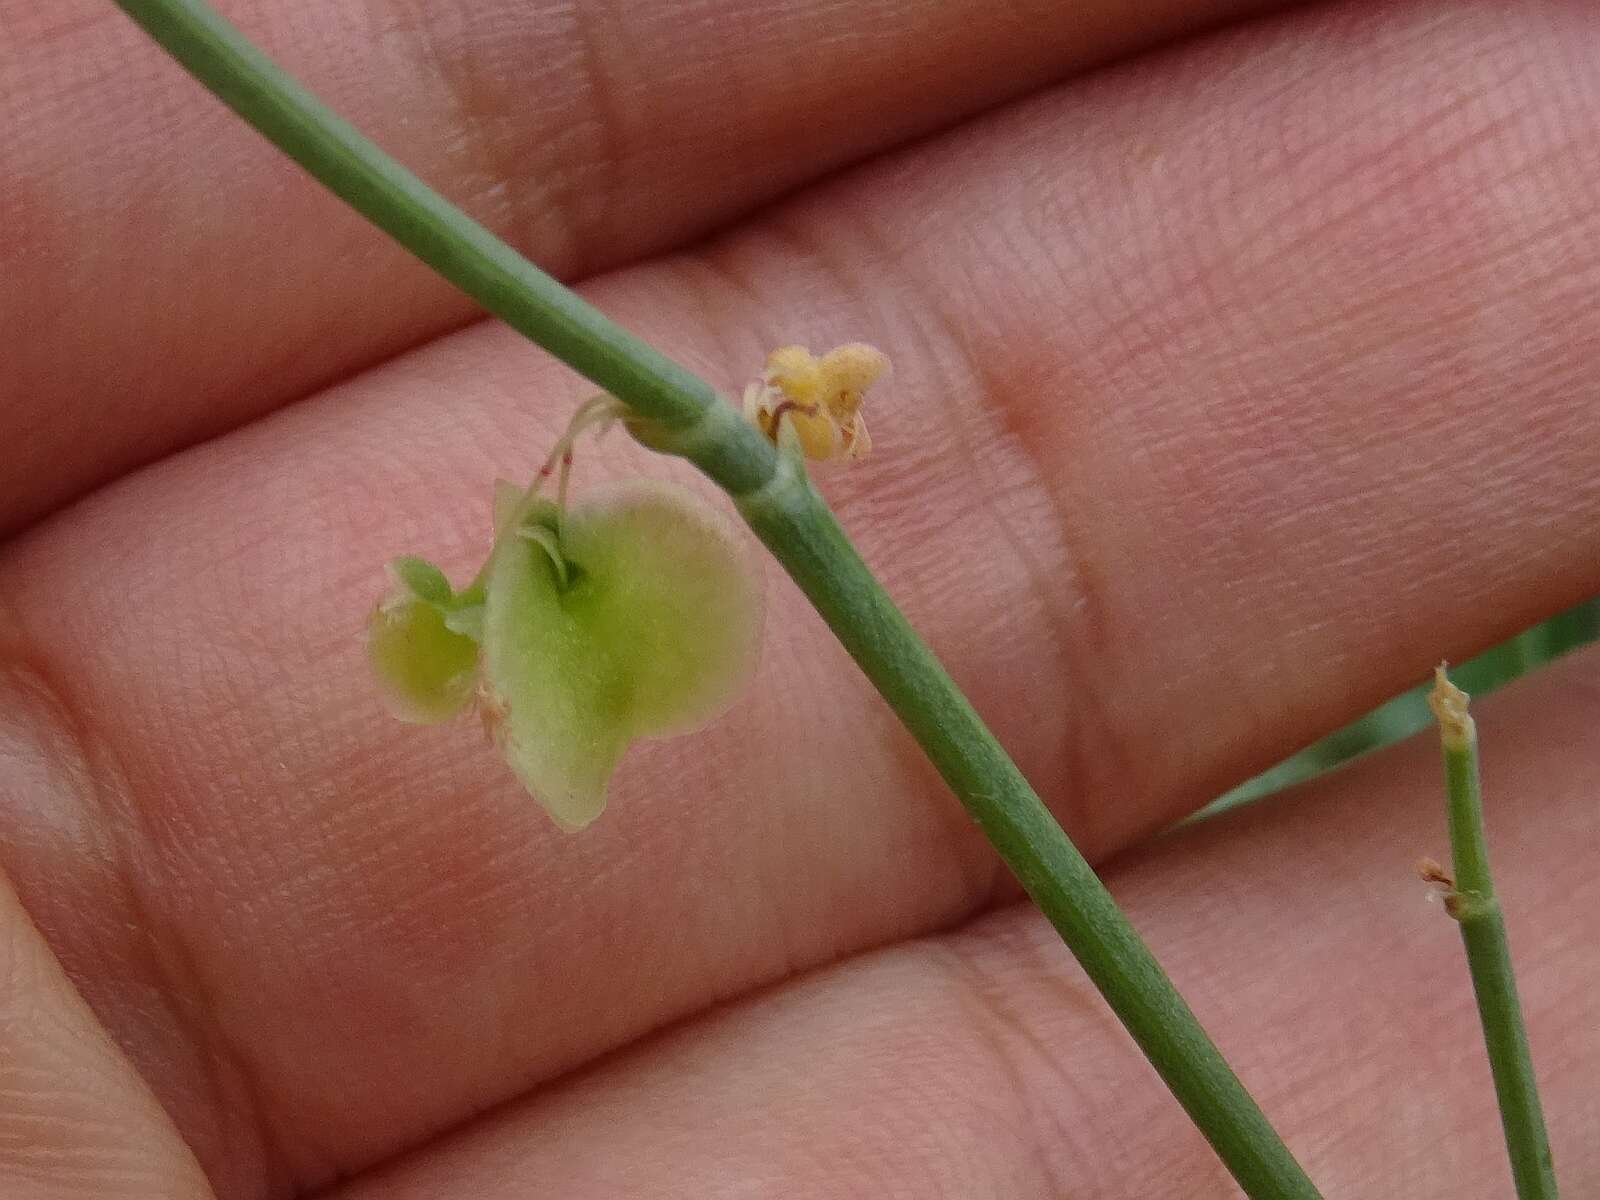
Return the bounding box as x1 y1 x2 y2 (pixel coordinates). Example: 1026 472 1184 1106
1210 596 1600 811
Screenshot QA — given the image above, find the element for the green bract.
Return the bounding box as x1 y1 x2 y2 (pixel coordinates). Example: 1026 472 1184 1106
368 479 763 831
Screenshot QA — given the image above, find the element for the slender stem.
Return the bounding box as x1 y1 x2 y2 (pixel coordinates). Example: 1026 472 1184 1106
1428 669 1558 1200
736 456 1319 1196
110 1 1322 1193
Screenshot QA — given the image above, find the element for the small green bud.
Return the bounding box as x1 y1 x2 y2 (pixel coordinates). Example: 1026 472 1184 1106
367 594 480 724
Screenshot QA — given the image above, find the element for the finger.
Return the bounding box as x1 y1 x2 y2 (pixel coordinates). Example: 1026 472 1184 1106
0 869 215 1199
0 0 1287 534
3 0 1599 1194
330 649 1600 1198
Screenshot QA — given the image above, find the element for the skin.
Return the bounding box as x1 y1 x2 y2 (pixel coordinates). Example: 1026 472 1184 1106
0 0 1596 1195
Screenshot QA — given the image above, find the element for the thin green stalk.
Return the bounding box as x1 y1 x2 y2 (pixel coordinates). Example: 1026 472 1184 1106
110 1 1321 1193
1428 669 1558 1200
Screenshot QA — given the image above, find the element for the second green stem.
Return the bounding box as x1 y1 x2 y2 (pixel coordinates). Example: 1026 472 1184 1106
1430 669 1558 1200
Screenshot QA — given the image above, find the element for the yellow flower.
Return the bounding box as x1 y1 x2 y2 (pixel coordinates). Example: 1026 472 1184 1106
745 342 889 461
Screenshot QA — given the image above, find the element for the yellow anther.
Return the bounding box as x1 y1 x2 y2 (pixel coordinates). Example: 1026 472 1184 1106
764 345 826 407
818 343 889 415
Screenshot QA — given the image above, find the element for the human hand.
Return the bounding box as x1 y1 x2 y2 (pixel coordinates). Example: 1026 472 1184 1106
2 1 1597 1196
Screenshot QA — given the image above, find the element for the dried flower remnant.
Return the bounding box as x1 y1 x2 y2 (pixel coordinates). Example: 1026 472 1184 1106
1427 664 1476 748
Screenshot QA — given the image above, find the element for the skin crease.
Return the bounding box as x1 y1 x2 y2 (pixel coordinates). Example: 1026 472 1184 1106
0 0 1596 1197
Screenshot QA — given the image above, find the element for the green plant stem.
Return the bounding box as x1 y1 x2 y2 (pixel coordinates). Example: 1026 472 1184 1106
110 1 1321 1194
736 456 1319 1195
1430 671 1558 1200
